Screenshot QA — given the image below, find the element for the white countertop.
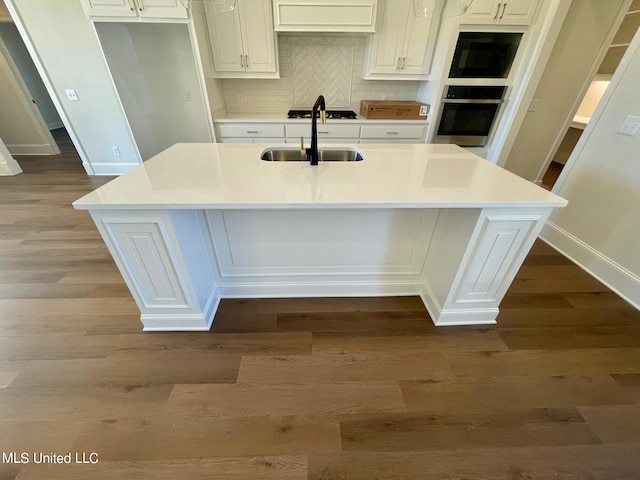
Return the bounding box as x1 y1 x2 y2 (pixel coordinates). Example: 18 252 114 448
73 143 567 210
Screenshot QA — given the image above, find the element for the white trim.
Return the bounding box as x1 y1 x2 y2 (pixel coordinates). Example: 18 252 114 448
0 32 59 156
217 281 422 298
4 0 92 174
141 285 220 331
6 143 60 156
541 221 640 310
89 162 140 175
0 135 22 175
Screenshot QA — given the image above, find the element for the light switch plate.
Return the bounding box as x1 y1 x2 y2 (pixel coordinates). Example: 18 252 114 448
65 89 79 101
619 115 640 136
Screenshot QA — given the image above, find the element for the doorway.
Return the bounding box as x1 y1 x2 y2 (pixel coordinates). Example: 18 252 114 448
541 2 640 190
0 21 63 156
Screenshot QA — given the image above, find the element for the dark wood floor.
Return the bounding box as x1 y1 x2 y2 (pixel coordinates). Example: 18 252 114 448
1 151 640 479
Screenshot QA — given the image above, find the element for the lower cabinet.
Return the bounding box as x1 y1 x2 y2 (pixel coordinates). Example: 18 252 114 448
216 123 285 143
285 124 360 144
360 124 426 143
214 121 428 143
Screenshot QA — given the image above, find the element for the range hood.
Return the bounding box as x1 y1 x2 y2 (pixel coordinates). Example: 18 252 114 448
272 0 378 33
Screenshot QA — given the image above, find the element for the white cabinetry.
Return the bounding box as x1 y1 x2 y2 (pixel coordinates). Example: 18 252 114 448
273 0 377 33
81 0 188 19
216 123 285 143
205 0 278 78
285 124 360 144
215 120 427 144
460 0 539 26
364 0 442 80
360 124 427 143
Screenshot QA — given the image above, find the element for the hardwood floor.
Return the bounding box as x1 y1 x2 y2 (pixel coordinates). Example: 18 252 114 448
1 152 640 479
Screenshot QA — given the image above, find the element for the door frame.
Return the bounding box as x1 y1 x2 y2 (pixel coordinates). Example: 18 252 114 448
1 3 95 174
0 28 60 156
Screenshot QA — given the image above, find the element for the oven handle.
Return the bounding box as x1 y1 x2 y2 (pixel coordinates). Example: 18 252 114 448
441 99 504 104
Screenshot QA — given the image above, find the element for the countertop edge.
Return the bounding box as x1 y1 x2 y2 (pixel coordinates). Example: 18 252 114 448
73 201 568 211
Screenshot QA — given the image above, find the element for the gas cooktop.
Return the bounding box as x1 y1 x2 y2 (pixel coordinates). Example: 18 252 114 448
287 109 358 119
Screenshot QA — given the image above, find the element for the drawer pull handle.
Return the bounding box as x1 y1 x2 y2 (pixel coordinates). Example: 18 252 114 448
318 131 329 134
246 130 259 134
387 131 399 134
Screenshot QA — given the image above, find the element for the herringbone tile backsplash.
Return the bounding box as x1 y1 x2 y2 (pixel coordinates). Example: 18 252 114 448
220 35 420 114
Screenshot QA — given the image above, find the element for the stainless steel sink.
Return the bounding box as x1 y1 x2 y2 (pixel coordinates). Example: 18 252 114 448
260 147 364 162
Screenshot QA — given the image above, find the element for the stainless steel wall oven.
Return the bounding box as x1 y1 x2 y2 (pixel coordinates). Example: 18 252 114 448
449 32 523 79
433 85 507 147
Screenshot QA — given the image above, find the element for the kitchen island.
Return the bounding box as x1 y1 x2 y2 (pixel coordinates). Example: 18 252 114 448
73 143 566 331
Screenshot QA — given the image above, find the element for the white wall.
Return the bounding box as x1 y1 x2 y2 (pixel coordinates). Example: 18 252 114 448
95 22 211 161
542 27 640 309
0 22 62 129
6 0 141 174
502 0 629 181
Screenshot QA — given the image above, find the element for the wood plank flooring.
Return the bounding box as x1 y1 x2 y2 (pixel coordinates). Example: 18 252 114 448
1 152 640 479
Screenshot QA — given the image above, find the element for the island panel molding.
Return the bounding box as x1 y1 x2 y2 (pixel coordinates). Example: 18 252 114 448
74 143 566 331
90 210 220 331
421 207 551 326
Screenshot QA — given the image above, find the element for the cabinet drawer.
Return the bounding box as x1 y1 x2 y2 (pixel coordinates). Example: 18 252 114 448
217 124 285 138
286 124 361 138
359 125 426 139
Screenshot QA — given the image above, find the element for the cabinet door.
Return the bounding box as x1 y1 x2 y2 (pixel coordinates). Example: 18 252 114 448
499 0 538 25
81 0 138 17
240 0 277 73
136 0 188 19
401 6 436 75
460 0 500 24
205 3 245 73
82 0 187 18
366 0 408 75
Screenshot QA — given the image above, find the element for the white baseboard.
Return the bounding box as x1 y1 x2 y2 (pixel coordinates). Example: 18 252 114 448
141 313 213 331
89 162 140 176
420 286 498 326
8 143 59 155
217 281 422 299
541 221 640 310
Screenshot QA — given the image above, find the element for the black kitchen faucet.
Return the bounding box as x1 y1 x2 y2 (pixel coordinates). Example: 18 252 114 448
306 95 325 166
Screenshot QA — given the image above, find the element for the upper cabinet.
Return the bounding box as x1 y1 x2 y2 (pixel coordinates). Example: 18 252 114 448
273 0 377 33
205 0 278 78
81 0 188 19
363 0 442 80
460 0 539 26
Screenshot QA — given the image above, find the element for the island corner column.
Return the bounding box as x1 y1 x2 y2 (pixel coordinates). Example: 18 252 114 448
420 206 554 326
88 208 220 331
